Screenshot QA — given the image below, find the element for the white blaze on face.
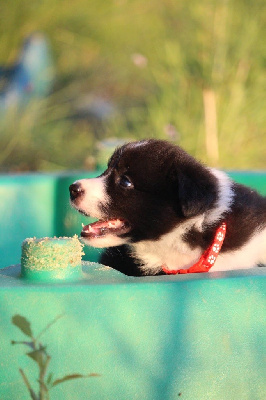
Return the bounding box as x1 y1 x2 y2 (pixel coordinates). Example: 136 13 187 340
73 176 109 219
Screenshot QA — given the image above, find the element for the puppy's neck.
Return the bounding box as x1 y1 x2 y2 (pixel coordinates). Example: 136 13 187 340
131 169 234 275
131 216 206 275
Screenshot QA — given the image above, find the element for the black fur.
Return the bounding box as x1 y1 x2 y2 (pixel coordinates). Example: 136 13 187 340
100 245 149 276
182 182 266 253
70 139 266 276
100 140 219 242
222 183 266 251
98 140 266 275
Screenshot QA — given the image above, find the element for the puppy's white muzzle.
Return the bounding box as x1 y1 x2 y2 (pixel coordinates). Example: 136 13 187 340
70 177 109 220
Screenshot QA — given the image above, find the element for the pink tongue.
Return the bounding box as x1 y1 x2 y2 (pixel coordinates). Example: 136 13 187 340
82 219 124 236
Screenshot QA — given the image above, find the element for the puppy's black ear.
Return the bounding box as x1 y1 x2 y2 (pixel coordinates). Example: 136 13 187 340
176 168 218 218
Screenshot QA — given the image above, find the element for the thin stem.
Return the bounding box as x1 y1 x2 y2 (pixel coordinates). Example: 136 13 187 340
19 368 38 400
36 314 64 341
39 354 51 400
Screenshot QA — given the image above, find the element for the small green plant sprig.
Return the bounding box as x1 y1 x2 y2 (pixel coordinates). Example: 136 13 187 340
11 314 100 400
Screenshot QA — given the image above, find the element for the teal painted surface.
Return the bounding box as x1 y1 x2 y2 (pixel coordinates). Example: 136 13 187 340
0 175 55 269
0 172 99 269
0 264 265 400
228 171 266 195
0 171 265 399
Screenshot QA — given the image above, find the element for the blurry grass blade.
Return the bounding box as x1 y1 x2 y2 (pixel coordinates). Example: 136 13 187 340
52 373 101 387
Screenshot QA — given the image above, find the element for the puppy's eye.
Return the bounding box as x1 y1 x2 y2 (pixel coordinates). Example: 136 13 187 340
118 175 133 189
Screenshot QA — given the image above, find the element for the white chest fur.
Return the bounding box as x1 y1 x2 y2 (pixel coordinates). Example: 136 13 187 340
132 224 266 275
131 217 204 275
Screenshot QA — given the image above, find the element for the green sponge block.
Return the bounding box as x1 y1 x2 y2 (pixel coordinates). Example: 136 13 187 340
21 236 84 282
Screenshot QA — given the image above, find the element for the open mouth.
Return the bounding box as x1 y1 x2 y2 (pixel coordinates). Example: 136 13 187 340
81 218 131 239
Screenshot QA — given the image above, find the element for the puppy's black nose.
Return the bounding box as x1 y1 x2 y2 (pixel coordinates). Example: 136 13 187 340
69 182 84 200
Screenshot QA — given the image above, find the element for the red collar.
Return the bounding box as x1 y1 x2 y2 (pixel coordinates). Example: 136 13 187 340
162 222 227 274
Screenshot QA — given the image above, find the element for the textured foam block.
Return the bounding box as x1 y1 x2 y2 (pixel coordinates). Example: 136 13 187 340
21 235 84 280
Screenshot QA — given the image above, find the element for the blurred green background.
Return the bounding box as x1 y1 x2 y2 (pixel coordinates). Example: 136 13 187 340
0 0 265 172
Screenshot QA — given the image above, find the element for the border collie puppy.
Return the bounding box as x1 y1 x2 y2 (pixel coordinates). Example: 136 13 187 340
69 139 266 276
